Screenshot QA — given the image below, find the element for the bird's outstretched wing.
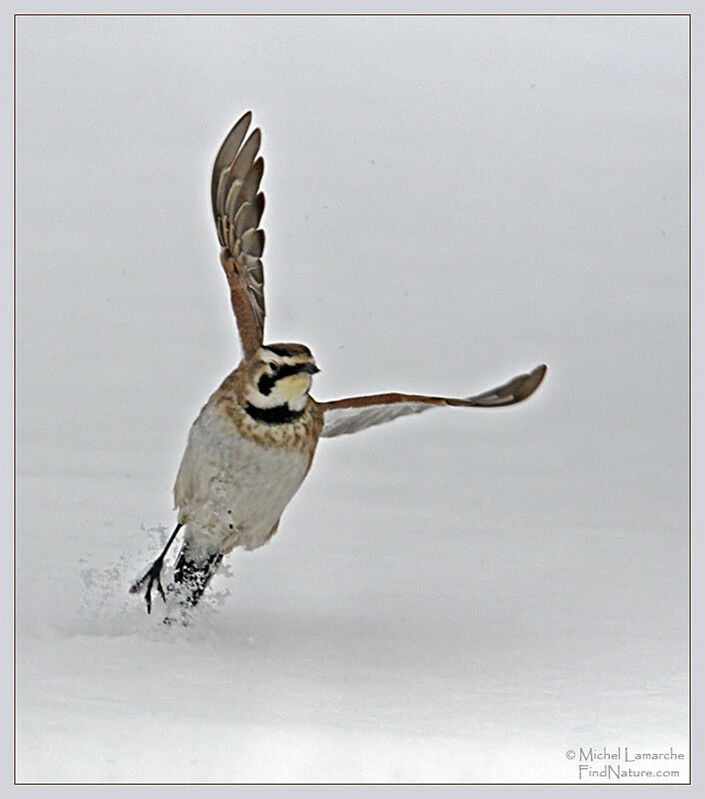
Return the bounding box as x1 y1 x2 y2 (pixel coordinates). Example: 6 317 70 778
318 364 547 438
211 111 266 355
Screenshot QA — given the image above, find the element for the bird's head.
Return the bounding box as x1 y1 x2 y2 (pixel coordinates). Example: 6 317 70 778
244 343 320 412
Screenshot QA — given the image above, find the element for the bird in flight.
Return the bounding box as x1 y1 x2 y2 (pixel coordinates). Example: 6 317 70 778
131 112 547 622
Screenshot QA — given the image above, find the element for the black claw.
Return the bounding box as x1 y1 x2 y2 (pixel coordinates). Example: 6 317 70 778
131 557 168 614
130 523 183 615
156 573 166 603
129 573 148 594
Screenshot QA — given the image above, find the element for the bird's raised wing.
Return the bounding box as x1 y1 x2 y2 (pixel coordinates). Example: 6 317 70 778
318 364 547 438
212 112 266 355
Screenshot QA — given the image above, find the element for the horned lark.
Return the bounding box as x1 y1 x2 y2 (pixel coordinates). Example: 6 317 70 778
131 112 547 621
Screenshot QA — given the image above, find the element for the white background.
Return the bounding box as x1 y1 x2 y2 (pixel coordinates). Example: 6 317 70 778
14 14 689 783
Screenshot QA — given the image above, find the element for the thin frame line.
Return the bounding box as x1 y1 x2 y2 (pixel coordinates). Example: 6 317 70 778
12 11 692 16
12 10 693 787
12 11 17 787
687 10 692 788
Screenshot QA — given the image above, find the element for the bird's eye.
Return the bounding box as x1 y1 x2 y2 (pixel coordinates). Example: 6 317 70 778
268 362 278 373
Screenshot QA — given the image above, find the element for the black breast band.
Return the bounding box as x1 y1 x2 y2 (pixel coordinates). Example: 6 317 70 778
245 403 305 425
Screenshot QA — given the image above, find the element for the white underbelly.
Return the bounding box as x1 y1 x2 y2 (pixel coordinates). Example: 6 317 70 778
174 401 311 553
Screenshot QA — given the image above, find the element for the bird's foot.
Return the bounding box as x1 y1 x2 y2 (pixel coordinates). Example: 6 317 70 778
129 557 168 614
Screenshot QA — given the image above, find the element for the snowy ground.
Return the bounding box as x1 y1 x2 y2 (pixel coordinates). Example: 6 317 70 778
15 16 689 783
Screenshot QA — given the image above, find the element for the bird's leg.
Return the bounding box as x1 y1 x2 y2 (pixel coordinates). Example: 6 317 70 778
160 549 224 626
171 550 224 608
129 523 183 613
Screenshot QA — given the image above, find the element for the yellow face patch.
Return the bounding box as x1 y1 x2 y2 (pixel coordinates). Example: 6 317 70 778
277 373 311 401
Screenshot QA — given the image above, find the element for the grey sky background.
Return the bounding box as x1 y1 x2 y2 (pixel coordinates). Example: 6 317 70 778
17 15 688 511
15 15 689 782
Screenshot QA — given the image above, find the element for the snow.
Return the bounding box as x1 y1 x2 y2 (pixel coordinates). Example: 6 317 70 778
15 15 689 783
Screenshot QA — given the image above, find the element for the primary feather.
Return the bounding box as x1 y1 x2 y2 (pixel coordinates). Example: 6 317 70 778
212 112 267 353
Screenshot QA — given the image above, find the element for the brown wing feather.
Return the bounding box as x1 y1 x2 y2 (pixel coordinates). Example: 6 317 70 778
212 112 266 355
318 365 547 438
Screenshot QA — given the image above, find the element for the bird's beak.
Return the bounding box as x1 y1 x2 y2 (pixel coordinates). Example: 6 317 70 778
301 363 320 375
